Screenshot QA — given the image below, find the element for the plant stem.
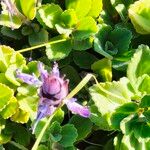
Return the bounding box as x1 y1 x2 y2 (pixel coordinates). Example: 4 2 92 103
9 141 28 150
17 39 67 53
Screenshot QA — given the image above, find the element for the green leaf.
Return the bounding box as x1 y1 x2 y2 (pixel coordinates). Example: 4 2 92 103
59 124 78 147
0 83 13 111
110 0 127 21
65 0 92 19
91 58 112 81
72 37 93 51
21 26 33 36
0 14 22 29
72 17 98 40
28 28 49 46
0 132 12 144
0 117 5 133
69 115 93 141
111 103 138 129
55 24 72 36
13 124 30 146
90 105 112 130
19 0 37 20
61 65 81 88
60 9 78 28
11 108 30 123
94 24 113 59
108 27 132 55
37 4 63 28
17 90 38 120
140 95 150 108
137 74 150 94
49 121 62 142
87 0 103 18
73 51 97 69
127 45 150 91
34 108 64 142
46 36 72 60
1 97 18 119
1 26 22 40
114 133 147 150
38 145 48 150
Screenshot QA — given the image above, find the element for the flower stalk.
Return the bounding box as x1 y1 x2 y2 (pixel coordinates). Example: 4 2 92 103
17 39 67 53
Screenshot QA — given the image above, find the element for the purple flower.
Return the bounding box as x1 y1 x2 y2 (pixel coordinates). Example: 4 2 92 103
16 62 90 132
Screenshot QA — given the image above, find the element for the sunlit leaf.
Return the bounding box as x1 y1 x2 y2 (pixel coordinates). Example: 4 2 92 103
1 97 18 119
73 17 98 40
46 36 72 60
65 0 92 19
0 83 13 111
37 4 63 28
19 0 37 20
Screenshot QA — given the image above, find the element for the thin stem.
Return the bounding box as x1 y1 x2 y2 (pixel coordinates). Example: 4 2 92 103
83 140 103 147
9 141 28 150
17 39 67 53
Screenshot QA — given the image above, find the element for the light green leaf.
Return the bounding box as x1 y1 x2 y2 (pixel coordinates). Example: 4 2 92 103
59 124 78 147
0 14 22 29
38 145 48 150
1 97 18 119
60 9 78 28
19 0 37 20
69 115 93 141
73 51 97 69
0 45 13 72
46 36 72 60
89 77 133 127
114 133 144 150
11 108 30 123
65 0 92 19
5 64 20 86
0 83 13 111
128 0 150 34
87 0 103 18
91 58 112 81
72 17 98 40
37 4 63 28
0 132 12 144
55 24 72 37
127 45 150 91
28 28 49 46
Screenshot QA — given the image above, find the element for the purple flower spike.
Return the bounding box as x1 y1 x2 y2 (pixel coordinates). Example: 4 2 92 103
65 98 91 118
16 62 90 133
16 69 42 86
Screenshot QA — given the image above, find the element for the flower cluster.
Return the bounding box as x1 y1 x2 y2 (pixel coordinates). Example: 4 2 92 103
16 62 90 132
